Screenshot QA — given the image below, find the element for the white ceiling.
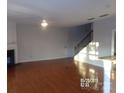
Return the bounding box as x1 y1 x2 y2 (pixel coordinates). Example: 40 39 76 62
7 0 116 27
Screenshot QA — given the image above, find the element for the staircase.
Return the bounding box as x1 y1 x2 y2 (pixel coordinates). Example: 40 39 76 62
74 23 93 55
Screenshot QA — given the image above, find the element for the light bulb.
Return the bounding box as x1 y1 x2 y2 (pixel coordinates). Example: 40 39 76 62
41 20 48 27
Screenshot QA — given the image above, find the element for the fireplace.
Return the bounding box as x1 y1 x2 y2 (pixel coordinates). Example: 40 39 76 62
7 50 15 67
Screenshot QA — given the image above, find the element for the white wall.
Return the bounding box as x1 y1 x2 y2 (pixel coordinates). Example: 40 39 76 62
7 21 16 44
17 25 74 62
16 23 92 63
93 16 116 57
7 20 18 63
91 16 116 67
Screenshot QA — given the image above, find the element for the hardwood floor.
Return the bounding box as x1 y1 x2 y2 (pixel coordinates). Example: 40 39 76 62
7 58 115 93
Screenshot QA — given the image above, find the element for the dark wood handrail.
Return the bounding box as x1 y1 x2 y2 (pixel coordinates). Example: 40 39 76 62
75 30 93 48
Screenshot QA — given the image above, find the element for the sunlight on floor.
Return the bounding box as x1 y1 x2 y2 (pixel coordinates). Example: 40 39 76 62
103 60 112 93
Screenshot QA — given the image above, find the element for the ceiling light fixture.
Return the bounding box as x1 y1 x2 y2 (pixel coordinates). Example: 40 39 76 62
41 20 48 27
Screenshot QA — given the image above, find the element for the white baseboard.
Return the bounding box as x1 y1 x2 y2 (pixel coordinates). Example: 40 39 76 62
18 56 73 63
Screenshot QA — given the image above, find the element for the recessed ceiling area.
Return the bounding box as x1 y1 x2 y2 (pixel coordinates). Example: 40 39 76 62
7 0 116 27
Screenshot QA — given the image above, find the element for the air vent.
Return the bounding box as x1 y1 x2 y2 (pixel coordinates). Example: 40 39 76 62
88 18 95 20
99 14 109 17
